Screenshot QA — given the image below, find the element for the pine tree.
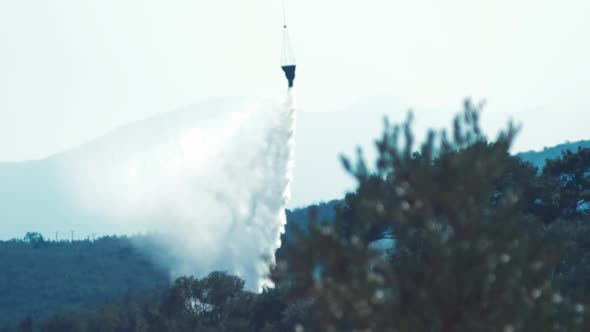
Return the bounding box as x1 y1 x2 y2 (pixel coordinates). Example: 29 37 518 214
273 100 589 331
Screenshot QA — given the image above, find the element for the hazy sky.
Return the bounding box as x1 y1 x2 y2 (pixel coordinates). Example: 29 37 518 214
0 0 589 161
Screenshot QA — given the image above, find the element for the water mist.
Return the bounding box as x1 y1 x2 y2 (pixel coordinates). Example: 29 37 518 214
60 92 297 290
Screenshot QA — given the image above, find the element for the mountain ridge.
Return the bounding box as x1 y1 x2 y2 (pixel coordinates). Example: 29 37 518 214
1 94 588 239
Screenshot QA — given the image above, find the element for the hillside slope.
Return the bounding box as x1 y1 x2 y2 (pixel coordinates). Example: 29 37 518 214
518 140 590 170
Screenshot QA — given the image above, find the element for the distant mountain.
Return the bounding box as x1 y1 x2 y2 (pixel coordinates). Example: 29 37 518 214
517 140 590 170
0 95 411 240
0 97 254 240
1 92 588 240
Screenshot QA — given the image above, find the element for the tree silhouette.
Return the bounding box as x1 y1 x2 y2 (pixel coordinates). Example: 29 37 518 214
273 101 589 331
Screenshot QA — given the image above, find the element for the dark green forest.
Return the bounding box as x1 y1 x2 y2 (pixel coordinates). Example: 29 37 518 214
2 104 590 331
0 236 169 329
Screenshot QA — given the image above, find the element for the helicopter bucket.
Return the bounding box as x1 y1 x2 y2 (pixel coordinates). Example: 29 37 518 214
281 0 296 88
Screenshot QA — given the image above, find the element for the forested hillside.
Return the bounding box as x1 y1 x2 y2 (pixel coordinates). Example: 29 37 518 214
0 236 169 329
518 140 590 170
0 204 337 329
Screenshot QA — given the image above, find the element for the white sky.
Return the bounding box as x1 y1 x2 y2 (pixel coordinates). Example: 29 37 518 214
0 0 589 161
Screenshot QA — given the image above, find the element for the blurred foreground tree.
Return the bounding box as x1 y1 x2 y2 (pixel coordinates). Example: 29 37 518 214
273 100 589 332
544 217 590 301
